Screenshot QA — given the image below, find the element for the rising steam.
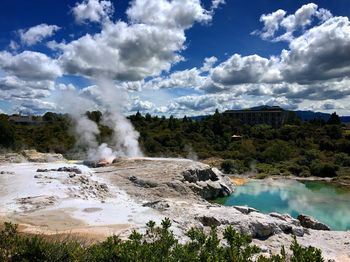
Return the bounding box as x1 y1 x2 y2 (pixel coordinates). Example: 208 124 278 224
59 78 143 161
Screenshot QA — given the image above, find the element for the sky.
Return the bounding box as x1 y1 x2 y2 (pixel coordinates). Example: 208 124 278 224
0 0 350 116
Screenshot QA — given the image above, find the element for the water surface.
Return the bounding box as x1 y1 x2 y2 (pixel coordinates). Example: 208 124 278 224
216 179 350 230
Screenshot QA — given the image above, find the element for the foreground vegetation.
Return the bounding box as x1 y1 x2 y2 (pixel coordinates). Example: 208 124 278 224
0 219 325 262
1 110 350 179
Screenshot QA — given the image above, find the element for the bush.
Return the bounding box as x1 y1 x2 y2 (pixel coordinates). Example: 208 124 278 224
256 173 268 179
310 161 339 177
334 153 350 167
221 160 235 174
290 236 324 262
256 163 280 176
0 220 326 262
0 119 15 148
221 160 247 174
262 140 293 163
299 169 311 177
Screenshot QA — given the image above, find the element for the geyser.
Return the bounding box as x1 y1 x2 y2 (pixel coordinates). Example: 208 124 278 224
60 78 143 162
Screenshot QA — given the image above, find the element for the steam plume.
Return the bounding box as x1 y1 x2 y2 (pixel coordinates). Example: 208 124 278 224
58 78 143 160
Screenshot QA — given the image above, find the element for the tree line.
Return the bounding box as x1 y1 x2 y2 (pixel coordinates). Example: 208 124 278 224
1 110 349 178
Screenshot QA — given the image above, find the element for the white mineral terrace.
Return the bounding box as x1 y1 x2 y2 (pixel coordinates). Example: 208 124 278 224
0 162 162 238
0 157 349 261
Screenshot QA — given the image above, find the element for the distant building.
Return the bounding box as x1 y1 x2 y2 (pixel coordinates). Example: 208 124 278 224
8 115 43 125
224 106 288 128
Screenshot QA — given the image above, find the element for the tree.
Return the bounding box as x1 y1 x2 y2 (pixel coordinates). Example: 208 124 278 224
43 112 58 122
135 111 142 120
86 111 102 123
327 112 341 125
145 113 152 121
262 140 293 162
0 118 14 148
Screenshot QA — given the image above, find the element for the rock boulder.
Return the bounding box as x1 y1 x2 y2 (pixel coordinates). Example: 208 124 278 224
297 214 330 231
183 167 234 200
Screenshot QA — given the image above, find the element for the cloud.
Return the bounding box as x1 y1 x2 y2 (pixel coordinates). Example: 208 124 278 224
281 16 350 83
0 51 62 81
308 100 346 111
1 1 349 116
126 0 212 29
72 0 114 24
211 54 281 85
0 75 56 115
167 93 248 114
18 24 61 46
258 97 298 110
57 0 215 81
57 83 76 91
280 3 319 32
208 14 350 102
9 40 19 50
0 75 54 91
252 9 286 40
200 56 218 72
211 0 225 10
0 76 55 113
138 56 218 91
14 99 57 115
130 97 155 112
143 67 205 89
254 3 333 42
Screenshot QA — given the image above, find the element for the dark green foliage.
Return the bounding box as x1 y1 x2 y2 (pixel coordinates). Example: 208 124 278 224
327 112 341 125
261 140 293 163
221 160 235 174
86 111 102 124
335 153 350 167
0 117 15 148
1 110 349 178
0 221 326 262
290 236 324 262
310 161 338 177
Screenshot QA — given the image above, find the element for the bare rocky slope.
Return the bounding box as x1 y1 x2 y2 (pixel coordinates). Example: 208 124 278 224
0 152 349 261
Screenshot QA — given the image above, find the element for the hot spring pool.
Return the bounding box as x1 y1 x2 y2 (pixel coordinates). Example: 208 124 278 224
215 179 350 231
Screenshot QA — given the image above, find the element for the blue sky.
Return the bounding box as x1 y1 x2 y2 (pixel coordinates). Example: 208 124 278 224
1 0 350 116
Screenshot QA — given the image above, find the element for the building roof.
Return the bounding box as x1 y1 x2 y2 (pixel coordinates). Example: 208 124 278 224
224 106 285 114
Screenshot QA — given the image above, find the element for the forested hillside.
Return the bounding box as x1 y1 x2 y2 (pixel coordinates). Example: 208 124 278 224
1 110 350 179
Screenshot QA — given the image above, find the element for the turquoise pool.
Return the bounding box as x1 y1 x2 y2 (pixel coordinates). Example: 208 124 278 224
216 179 350 231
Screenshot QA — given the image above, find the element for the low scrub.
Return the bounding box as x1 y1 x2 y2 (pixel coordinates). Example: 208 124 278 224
0 220 326 261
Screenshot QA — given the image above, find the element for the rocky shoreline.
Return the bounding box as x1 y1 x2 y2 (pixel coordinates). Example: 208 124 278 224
0 152 350 261
97 158 350 261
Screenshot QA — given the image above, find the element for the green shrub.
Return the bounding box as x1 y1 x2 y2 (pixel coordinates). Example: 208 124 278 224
256 173 269 179
256 163 280 176
290 236 324 262
221 160 235 174
334 153 350 167
0 220 326 262
221 159 247 174
310 161 339 177
299 169 311 177
262 140 293 163
286 162 306 176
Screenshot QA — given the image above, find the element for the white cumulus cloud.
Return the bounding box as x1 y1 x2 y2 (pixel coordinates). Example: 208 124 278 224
254 3 333 42
56 0 215 81
72 0 114 24
19 24 60 46
0 51 62 81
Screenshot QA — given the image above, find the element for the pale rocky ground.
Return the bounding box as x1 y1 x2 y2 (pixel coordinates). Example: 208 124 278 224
0 152 349 261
